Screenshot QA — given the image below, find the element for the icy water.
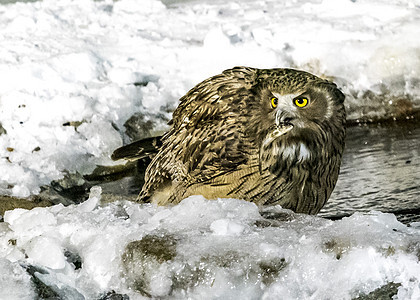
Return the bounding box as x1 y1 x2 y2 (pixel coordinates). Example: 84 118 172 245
320 121 420 224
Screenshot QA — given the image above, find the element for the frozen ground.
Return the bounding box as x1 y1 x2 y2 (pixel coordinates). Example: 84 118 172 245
1 189 420 299
0 0 420 298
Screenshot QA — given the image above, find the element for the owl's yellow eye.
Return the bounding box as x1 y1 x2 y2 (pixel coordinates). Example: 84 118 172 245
294 97 308 108
271 97 278 108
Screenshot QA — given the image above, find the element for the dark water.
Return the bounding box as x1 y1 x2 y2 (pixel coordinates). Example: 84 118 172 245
319 121 420 224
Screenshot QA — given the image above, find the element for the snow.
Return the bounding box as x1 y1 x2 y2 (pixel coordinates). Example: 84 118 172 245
0 0 419 198
0 0 419 298
0 258 36 300
1 189 420 299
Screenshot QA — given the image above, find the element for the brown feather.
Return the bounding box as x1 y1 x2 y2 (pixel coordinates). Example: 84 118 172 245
118 67 346 214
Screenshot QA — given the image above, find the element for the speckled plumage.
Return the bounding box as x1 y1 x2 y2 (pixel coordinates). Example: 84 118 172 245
113 67 346 214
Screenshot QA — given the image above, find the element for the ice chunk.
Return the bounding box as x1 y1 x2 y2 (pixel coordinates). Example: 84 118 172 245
210 219 246 236
78 186 101 212
4 207 57 240
24 236 66 270
0 259 36 300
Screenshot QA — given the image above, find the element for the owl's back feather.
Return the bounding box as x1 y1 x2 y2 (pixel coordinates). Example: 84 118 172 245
140 67 258 202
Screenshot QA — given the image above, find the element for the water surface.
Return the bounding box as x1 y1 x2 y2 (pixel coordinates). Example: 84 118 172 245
320 121 420 224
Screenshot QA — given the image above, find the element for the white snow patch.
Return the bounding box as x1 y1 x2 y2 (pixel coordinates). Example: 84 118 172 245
0 259 36 300
210 218 246 236
0 195 418 298
24 236 66 270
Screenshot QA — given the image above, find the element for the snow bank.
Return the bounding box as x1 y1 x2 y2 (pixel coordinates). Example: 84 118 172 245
0 0 419 197
1 190 420 299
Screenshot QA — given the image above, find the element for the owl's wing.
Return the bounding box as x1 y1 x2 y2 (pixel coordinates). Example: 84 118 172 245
140 67 259 199
111 136 162 161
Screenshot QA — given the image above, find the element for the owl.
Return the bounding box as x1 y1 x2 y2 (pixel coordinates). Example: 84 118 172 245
112 67 346 214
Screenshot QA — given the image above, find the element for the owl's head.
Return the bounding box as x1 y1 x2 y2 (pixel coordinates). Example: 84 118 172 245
247 69 346 175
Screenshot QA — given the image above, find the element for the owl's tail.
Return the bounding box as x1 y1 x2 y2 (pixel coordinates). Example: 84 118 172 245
111 136 162 162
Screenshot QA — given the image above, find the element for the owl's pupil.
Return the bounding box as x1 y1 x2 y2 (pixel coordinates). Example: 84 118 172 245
298 99 303 104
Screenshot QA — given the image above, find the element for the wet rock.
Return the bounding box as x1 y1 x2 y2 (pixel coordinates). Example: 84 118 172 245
98 290 129 300
52 172 87 191
38 172 91 206
346 92 420 125
171 259 213 291
122 234 178 297
173 251 288 289
0 196 53 221
132 74 159 87
23 264 60 299
64 250 82 270
391 98 415 119
22 264 85 300
0 122 6 135
121 233 289 297
86 159 150 204
123 112 155 142
256 206 296 227
322 239 349 260
258 257 287 285
260 207 296 222
353 282 401 300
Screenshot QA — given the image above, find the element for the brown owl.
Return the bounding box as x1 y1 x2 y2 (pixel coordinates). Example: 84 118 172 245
112 67 346 214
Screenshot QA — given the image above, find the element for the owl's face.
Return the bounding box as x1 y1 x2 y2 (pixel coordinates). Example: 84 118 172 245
253 79 346 174
267 82 340 128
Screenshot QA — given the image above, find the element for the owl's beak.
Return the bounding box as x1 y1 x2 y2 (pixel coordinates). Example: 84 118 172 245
275 109 296 127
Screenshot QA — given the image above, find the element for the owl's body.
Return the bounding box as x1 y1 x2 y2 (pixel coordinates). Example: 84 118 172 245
113 67 346 214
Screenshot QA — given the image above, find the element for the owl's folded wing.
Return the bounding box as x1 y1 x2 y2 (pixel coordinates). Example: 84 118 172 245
111 136 162 161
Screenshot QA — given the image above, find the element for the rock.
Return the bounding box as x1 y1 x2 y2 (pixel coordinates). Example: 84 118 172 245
121 234 178 297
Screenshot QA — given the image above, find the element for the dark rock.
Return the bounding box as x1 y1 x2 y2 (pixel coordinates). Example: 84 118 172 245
123 112 155 142
0 196 53 221
64 250 82 270
98 290 129 300
353 282 401 300
121 234 178 297
0 122 6 135
258 257 287 285
38 172 91 206
22 264 85 300
23 264 60 299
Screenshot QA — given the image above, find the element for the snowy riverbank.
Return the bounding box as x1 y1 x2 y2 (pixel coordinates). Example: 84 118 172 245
1 0 419 198
1 190 420 299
